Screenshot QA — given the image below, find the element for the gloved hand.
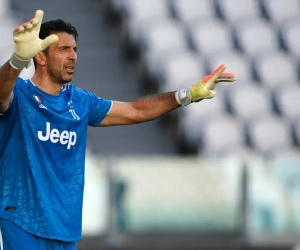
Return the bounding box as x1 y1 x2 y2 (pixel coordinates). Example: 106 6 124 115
10 10 59 69
175 64 235 106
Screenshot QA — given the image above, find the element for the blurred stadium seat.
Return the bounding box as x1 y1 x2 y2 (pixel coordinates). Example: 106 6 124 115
140 19 188 78
253 50 298 88
246 114 293 155
216 0 261 24
187 18 233 54
121 0 170 44
233 17 279 56
168 0 215 25
199 114 244 155
272 83 300 121
178 94 226 147
120 0 169 22
139 18 186 53
156 50 205 92
225 82 272 121
279 16 300 56
261 0 300 23
108 0 300 157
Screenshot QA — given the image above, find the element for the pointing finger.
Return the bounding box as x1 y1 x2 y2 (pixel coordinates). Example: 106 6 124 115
210 64 226 82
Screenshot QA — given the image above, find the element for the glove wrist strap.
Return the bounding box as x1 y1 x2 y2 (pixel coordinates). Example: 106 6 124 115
10 53 31 69
175 88 192 106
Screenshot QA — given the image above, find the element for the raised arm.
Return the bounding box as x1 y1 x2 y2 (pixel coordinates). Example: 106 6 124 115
99 64 235 126
0 10 58 113
0 63 21 113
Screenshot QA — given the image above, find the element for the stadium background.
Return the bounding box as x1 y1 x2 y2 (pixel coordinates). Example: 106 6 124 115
1 0 300 249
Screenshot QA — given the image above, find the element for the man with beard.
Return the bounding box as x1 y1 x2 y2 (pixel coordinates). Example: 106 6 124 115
0 10 235 250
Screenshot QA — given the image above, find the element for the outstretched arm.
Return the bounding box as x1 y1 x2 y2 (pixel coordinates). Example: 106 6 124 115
99 92 179 126
99 64 235 127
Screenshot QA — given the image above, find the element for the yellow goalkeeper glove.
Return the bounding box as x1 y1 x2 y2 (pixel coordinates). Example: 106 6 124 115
10 10 59 69
175 64 235 106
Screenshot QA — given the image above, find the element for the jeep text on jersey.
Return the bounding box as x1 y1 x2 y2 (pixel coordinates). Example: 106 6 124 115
37 122 77 149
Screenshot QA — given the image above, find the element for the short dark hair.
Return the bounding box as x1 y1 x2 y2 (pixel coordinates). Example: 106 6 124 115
33 19 78 68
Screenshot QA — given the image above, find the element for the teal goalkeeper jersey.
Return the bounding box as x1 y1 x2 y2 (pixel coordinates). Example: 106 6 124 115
0 78 112 242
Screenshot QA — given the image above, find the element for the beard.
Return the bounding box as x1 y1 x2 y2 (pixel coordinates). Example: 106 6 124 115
46 63 75 85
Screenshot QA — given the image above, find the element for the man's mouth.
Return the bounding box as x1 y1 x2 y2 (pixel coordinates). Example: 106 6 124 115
66 66 75 73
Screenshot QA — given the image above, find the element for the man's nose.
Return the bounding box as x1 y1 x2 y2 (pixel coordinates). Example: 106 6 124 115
69 50 77 60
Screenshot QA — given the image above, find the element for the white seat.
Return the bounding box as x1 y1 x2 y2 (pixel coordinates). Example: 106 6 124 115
280 17 300 56
261 0 300 23
216 0 261 23
123 0 169 21
169 0 215 24
226 83 272 121
234 17 279 56
144 48 188 83
273 83 300 121
157 50 205 92
246 114 292 155
140 19 186 54
253 51 297 88
124 0 170 44
206 49 252 81
140 19 188 78
199 114 244 155
187 18 233 54
179 94 226 146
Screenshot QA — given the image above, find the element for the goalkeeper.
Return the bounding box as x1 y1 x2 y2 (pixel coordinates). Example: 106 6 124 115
0 10 235 250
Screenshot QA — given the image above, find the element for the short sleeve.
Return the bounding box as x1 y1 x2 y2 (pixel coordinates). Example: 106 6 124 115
88 93 112 127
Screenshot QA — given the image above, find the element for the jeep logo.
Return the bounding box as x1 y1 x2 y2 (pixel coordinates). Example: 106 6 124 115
37 122 77 149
